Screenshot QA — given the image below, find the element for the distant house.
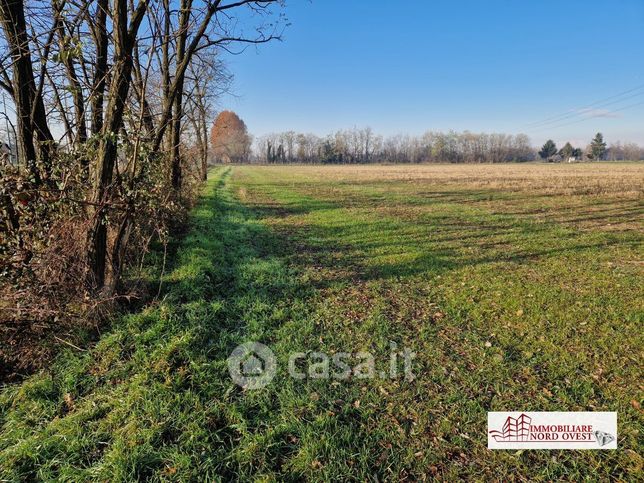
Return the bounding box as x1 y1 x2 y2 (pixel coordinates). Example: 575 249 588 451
567 156 577 163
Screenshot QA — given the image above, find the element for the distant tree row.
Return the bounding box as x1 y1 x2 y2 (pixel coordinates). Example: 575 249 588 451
208 112 644 165
539 133 643 162
253 129 536 164
605 141 644 161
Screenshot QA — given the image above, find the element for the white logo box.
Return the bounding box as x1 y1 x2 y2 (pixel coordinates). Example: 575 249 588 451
488 412 617 449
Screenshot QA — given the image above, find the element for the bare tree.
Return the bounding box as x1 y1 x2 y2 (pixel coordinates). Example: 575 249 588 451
184 51 231 179
0 0 55 183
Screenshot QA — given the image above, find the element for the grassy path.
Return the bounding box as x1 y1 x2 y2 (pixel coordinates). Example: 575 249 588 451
0 168 315 480
0 166 642 480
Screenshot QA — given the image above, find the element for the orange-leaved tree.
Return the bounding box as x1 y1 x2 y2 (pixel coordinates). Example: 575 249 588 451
210 111 251 163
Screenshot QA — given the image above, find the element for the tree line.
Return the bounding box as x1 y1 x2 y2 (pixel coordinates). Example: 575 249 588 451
0 0 284 313
245 128 644 164
252 129 536 164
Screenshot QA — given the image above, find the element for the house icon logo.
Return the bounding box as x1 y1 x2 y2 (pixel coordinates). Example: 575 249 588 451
241 353 265 376
228 342 276 389
489 413 532 442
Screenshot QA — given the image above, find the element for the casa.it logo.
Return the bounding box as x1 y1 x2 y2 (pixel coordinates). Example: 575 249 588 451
487 412 617 449
227 342 276 390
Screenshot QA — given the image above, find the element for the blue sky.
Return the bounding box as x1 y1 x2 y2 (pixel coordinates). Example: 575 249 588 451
222 0 644 147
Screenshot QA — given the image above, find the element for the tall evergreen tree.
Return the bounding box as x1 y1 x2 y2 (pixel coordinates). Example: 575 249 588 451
589 132 607 160
539 139 557 159
560 142 574 160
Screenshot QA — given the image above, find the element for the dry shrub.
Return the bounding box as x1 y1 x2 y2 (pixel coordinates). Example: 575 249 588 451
0 148 199 381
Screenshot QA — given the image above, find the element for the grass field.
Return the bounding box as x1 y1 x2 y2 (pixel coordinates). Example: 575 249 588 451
1 163 642 480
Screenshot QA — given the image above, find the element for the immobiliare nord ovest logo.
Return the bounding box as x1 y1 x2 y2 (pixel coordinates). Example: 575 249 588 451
487 412 617 449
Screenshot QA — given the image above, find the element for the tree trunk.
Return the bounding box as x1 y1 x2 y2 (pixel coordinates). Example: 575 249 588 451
161 0 171 153
0 0 54 183
56 27 86 145
170 0 192 192
200 102 208 181
90 0 108 137
132 45 156 138
105 209 132 295
171 90 184 190
86 0 147 291
199 82 209 180
54 0 87 175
